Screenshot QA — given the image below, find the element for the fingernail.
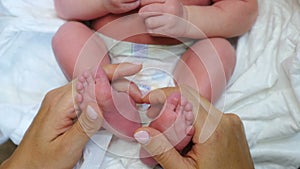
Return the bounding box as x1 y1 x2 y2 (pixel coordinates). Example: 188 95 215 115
134 131 150 145
86 106 98 120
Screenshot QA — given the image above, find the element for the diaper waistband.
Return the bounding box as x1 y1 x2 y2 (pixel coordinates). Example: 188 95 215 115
97 32 195 60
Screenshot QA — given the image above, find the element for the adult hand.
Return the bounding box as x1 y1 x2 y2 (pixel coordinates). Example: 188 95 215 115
135 86 254 169
139 0 188 37
103 0 140 14
0 63 142 169
1 83 102 169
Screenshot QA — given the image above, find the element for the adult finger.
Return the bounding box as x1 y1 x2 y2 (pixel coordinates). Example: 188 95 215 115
63 104 103 152
142 87 179 104
112 78 143 103
102 63 142 81
38 83 77 140
134 127 192 169
101 63 143 102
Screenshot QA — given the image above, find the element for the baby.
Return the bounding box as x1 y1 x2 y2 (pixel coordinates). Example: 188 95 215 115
52 0 258 166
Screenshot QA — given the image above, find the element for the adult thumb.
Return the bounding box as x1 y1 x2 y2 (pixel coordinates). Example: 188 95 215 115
64 104 103 150
134 127 190 169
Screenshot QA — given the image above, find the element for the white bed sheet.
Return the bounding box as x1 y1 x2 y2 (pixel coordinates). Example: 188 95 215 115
0 0 300 168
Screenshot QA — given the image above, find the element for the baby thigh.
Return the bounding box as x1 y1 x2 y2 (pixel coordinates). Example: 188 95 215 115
174 38 236 102
52 21 109 80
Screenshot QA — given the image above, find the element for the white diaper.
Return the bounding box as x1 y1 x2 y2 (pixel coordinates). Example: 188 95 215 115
98 33 194 94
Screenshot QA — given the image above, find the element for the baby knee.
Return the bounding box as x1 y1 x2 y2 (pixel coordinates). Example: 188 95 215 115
52 21 87 52
209 38 236 81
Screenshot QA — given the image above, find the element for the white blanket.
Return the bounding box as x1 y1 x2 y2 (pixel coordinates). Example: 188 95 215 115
0 0 300 168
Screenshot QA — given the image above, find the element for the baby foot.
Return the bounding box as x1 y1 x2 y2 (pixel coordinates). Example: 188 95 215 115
140 92 194 165
94 67 142 141
74 71 99 114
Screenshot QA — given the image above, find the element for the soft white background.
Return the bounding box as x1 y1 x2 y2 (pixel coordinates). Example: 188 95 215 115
0 0 300 168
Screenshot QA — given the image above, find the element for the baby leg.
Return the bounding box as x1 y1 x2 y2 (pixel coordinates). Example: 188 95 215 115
174 38 236 102
54 22 142 140
140 92 194 165
52 21 110 80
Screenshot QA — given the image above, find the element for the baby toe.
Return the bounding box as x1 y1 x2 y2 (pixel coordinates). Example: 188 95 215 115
185 111 194 125
75 94 83 104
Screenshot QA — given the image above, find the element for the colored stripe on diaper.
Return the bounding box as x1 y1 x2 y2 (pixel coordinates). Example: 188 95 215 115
132 44 148 58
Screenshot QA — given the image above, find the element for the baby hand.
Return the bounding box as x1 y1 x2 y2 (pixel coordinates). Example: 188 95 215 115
139 0 187 37
103 0 140 14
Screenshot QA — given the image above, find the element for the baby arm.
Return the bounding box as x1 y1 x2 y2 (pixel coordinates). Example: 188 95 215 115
139 0 258 39
184 0 258 38
54 0 140 20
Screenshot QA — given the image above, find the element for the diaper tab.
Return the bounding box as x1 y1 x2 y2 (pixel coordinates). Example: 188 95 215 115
132 43 148 58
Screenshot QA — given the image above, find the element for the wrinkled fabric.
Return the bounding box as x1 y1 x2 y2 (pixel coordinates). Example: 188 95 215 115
0 0 300 168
